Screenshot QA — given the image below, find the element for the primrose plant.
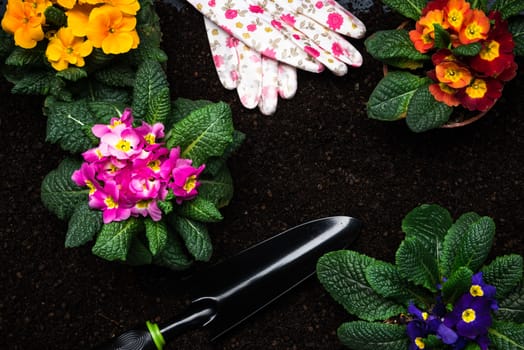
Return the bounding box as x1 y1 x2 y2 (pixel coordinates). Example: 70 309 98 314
41 60 244 270
317 204 524 349
365 0 524 132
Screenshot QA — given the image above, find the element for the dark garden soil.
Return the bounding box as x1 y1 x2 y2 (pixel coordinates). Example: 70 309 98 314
1 2 524 349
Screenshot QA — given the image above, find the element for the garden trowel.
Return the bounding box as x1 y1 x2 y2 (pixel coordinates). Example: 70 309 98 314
94 216 361 350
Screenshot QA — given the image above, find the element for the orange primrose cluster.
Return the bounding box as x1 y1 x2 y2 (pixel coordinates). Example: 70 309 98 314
409 0 517 111
1 0 140 71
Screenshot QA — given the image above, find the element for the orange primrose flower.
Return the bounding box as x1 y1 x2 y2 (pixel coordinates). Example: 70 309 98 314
410 24 435 53
458 78 503 111
429 82 460 107
444 0 471 32
459 9 490 44
56 0 77 9
435 61 473 88
1 0 45 49
102 0 140 16
85 5 140 54
46 26 93 71
66 3 96 37
419 9 449 34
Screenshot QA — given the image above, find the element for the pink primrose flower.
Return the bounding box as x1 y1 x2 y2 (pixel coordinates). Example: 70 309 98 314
72 163 99 195
92 108 133 137
169 160 205 204
99 127 144 159
327 12 344 31
225 9 238 19
89 180 132 224
136 121 165 147
131 199 162 221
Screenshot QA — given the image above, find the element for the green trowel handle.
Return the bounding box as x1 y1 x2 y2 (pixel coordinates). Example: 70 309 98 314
93 321 165 350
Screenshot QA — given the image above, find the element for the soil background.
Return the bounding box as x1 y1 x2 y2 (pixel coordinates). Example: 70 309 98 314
1 2 524 349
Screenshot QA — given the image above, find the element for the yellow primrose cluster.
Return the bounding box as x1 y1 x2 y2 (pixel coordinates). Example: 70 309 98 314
1 0 140 71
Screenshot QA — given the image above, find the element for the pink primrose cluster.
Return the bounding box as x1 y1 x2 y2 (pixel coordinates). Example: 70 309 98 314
72 109 205 224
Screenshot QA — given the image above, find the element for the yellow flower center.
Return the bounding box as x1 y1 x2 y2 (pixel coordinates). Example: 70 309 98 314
183 175 197 193
466 79 488 98
462 308 476 323
109 120 122 129
104 196 118 209
415 337 425 349
144 133 155 145
86 180 96 195
421 312 428 320
148 160 161 172
115 139 131 152
470 285 484 297
136 200 150 209
465 23 483 40
479 40 500 61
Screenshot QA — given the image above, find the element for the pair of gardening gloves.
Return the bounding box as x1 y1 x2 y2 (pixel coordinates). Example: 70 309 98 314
187 0 366 115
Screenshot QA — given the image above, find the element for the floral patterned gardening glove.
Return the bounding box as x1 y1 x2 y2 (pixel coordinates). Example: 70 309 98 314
187 0 366 113
205 18 297 115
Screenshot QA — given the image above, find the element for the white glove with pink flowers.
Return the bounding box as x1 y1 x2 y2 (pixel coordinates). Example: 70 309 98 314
187 0 366 114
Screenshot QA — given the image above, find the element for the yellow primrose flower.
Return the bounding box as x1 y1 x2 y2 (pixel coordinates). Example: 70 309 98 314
86 5 140 54
1 0 45 48
66 3 95 36
78 0 106 5
103 0 140 16
56 0 77 9
46 26 93 70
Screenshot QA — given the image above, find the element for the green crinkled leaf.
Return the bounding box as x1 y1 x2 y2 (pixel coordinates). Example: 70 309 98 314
144 219 168 256
452 42 482 56
365 261 431 305
441 267 473 304
451 216 495 272
204 130 245 176
44 97 97 153
337 321 409 350
92 218 141 261
198 165 234 208
44 6 67 27
497 282 524 323
171 98 213 124
153 230 193 270
177 198 223 223
488 320 524 349
87 81 130 104
381 0 426 20
406 85 453 132
367 71 430 121
0 31 15 58
5 46 45 66
317 250 405 321
11 71 65 97
56 67 88 82
170 216 213 262
509 17 524 56
126 238 153 265
132 60 170 124
65 202 103 248
87 101 126 123
166 101 234 166
482 254 523 300
441 212 482 277
491 0 524 19
94 65 136 88
365 30 429 68
396 238 440 292
41 158 86 220
402 204 452 256
84 48 114 69
433 24 451 49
